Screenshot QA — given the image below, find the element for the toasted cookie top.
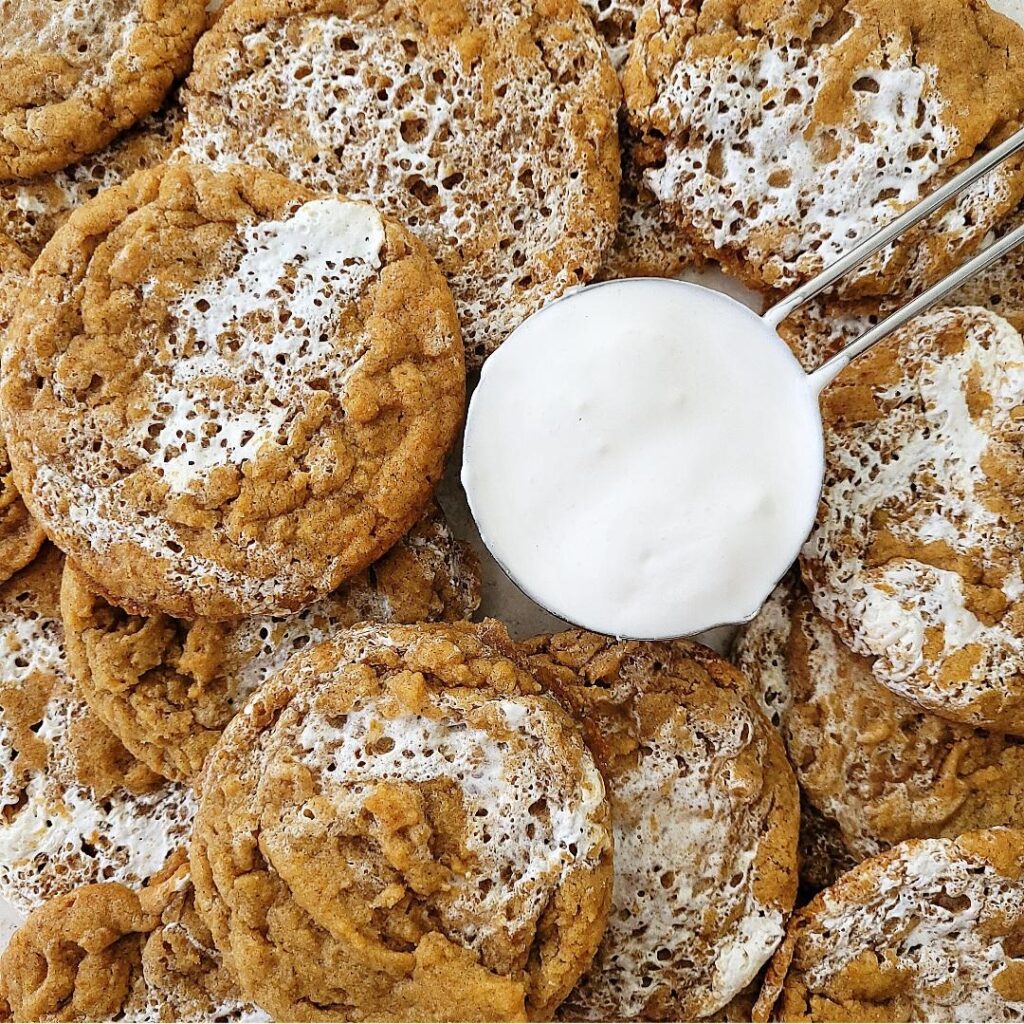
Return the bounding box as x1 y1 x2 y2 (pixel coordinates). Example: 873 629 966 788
0 0 204 179
0 161 464 620
0 546 194 913
62 502 480 783
0 99 184 256
624 0 1024 296
0 860 260 1022
189 620 613 1022
580 0 646 71
738 576 1024 867
754 830 1024 1022
179 0 621 366
522 631 799 1022
801 306 1024 732
0 235 45 585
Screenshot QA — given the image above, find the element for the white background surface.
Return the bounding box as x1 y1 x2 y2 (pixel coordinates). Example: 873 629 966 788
3 0 1024 966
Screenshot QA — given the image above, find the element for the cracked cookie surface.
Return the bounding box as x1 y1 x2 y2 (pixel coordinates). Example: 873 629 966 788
62 502 480 783
801 306 1024 732
523 631 798 1022
0 0 204 179
0 161 465 620
190 620 613 1022
754 830 1024 1022
624 0 1024 297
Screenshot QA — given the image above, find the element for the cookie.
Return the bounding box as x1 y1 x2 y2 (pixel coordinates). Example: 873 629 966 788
179 0 621 366
522 631 799 1022
623 0 1024 297
62 502 481 783
0 100 184 257
796 800 859 900
1 161 465 620
0 545 194 913
802 306 1024 732
737 576 1024 873
776 206 1024 372
753 830 1024 1022
0 235 45 585
190 620 613 1022
0 858 260 1022
0 0 205 179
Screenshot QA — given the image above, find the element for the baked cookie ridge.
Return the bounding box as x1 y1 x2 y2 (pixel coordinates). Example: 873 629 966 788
1 161 465 620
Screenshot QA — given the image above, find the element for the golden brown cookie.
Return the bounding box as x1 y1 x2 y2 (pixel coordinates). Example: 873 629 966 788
802 306 1024 732
1 161 465 620
0 99 184 256
775 206 1024 372
0 0 205 180
0 234 45 585
179 0 621 366
522 631 799 1022
0 857 258 1022
624 0 1024 297
190 620 613 1022
737 576 1024 874
0 545 194 913
753 830 1024 1022
62 502 480 783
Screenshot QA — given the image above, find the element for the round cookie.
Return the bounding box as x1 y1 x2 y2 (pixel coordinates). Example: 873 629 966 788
179 0 621 366
0 859 259 1022
737 575 1024 868
522 631 799 1022
0 0 205 180
0 545 194 913
1 161 465 620
775 206 1024 372
753 830 1024 1022
0 235 45 585
623 0 1024 297
62 502 481 783
802 305 1024 732
0 99 184 257
190 620 614 1022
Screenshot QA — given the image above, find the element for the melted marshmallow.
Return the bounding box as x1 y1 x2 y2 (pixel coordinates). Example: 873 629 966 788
462 280 823 638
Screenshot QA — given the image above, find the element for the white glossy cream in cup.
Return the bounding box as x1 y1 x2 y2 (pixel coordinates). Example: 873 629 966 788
462 279 825 639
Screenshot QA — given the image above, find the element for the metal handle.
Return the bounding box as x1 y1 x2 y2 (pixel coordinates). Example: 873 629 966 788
762 123 1024 329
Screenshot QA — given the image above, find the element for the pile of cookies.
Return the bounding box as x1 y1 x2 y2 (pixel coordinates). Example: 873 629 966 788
3 0 1024 1021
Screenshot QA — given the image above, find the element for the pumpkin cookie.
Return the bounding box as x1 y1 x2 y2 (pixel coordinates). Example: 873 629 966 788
0 0 205 179
522 631 799 1022
190 620 613 1022
624 0 1024 296
62 502 480 783
738 576 1024 872
0 545 194 913
179 0 621 366
802 306 1024 732
775 207 1024 372
0 100 184 256
0 236 45 585
1 161 465 620
753 830 1024 1022
0 858 258 1022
